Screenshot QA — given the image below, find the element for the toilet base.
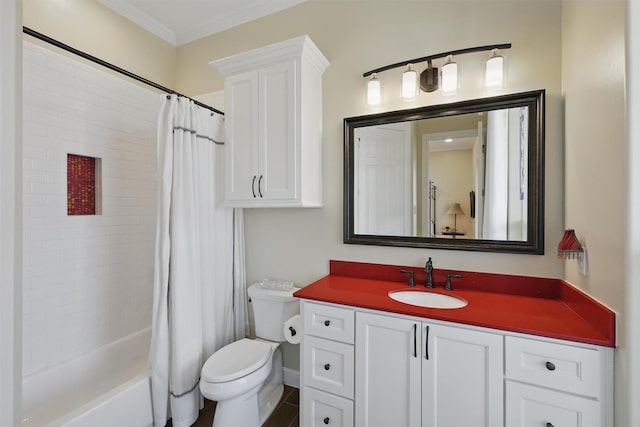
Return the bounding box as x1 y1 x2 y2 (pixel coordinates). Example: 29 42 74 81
210 346 284 427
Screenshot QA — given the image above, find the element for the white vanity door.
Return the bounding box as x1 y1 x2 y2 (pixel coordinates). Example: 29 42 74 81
355 312 421 427
421 323 504 427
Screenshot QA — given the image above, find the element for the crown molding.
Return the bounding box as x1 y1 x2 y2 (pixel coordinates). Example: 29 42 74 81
98 0 176 45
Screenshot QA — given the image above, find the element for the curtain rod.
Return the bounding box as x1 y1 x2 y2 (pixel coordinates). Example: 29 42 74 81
22 26 224 116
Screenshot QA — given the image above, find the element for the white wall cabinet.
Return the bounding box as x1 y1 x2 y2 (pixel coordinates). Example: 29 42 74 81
210 35 329 207
354 312 503 427
299 300 614 427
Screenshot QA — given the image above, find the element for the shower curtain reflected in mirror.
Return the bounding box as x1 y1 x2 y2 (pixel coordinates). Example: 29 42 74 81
150 95 248 427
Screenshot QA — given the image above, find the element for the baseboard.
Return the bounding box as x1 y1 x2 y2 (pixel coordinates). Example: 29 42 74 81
283 367 299 388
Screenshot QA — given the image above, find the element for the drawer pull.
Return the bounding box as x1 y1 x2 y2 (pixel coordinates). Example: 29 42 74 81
324 363 331 371
324 320 331 327
546 423 554 427
545 361 556 371
323 417 330 425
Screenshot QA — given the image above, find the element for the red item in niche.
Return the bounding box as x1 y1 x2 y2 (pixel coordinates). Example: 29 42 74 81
67 154 96 215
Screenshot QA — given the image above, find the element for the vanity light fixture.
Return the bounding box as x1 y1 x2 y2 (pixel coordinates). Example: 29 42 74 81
367 73 381 106
440 55 458 94
362 43 511 104
401 64 418 99
485 48 505 88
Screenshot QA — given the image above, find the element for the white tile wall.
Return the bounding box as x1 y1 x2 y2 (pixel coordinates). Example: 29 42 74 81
22 42 159 376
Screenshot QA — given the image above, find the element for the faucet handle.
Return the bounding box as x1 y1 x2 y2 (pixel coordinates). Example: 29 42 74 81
400 269 416 287
445 273 463 291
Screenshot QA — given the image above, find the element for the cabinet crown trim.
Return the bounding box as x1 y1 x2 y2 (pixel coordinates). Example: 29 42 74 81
210 34 329 75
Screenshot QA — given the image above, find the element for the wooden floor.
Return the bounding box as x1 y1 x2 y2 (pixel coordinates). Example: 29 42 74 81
166 385 299 427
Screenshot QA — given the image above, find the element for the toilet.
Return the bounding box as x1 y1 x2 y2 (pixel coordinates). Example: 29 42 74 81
199 282 300 427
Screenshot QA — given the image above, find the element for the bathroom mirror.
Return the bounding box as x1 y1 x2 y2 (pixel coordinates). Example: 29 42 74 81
343 90 545 254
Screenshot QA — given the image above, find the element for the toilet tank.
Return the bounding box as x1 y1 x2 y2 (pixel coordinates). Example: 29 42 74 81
248 283 300 342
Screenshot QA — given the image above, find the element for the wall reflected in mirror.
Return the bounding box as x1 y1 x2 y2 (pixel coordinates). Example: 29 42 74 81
354 107 528 241
344 90 545 254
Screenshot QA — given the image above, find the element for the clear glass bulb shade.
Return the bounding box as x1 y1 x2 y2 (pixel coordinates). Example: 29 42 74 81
485 51 504 88
367 75 381 106
401 67 418 99
441 57 458 94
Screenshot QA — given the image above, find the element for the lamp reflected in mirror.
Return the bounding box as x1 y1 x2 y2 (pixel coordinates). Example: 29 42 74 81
446 202 465 233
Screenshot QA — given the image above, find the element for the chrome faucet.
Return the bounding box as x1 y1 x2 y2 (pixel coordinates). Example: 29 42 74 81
425 257 434 288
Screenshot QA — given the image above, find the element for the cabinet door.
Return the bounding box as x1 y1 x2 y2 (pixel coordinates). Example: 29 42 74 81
224 70 259 203
258 60 297 201
355 312 421 427
506 381 600 427
421 323 503 427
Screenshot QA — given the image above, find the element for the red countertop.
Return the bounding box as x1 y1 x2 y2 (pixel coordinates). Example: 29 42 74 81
293 260 616 347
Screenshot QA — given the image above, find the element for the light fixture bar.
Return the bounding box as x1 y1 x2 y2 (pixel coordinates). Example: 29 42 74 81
362 43 511 78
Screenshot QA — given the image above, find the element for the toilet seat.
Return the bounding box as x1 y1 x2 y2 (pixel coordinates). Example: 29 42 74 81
202 338 272 383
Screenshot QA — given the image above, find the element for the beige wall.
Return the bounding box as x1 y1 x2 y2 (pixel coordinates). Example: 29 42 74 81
561 1 628 424
179 1 564 287
23 0 176 89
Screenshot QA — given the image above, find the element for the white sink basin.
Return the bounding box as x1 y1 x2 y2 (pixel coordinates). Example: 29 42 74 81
388 290 468 309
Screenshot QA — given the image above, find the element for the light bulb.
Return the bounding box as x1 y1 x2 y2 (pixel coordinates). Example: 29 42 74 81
401 65 418 99
441 55 458 94
367 73 381 106
485 49 504 89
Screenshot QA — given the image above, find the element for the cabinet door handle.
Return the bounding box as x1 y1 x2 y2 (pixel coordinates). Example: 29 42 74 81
251 175 257 198
413 324 417 358
324 363 331 371
323 417 330 425
545 361 556 371
324 320 331 327
258 175 264 198
425 325 430 360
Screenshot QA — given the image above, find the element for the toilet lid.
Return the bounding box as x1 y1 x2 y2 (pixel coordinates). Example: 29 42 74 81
201 338 272 383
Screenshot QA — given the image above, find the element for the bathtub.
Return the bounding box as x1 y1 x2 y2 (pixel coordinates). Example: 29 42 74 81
22 328 153 427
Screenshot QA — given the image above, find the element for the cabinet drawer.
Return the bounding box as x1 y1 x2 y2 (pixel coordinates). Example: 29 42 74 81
303 387 353 427
303 335 354 399
506 381 600 427
304 302 355 344
505 336 600 398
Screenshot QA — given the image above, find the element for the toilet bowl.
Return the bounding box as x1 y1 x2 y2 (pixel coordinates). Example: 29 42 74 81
199 282 299 427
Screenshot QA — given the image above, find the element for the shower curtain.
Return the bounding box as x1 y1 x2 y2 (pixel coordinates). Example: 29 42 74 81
150 95 248 427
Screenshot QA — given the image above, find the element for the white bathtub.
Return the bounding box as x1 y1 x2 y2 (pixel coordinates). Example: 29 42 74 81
22 328 153 427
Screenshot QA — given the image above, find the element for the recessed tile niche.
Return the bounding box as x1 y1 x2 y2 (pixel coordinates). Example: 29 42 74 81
67 154 102 215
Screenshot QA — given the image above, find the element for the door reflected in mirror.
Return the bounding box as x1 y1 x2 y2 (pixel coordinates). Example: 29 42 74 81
344 90 544 254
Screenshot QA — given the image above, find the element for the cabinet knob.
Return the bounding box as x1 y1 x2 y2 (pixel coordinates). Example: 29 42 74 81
323 417 330 425
324 363 331 371
545 361 556 371
324 320 331 327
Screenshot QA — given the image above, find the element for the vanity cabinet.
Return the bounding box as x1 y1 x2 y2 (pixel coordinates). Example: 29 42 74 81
301 302 355 427
299 300 613 427
504 336 612 427
210 35 329 208
354 311 503 427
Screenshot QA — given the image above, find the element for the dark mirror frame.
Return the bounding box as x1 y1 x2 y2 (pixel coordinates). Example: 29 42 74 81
343 89 545 254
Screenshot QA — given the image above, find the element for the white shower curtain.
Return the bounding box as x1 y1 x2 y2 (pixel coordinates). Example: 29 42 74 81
150 95 248 427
